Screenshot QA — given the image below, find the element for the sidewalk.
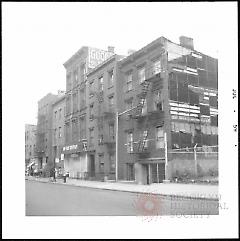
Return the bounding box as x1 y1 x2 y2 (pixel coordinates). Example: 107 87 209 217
25 176 219 200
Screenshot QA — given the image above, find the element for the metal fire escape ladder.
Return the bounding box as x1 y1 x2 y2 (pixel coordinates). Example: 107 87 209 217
137 129 149 153
134 81 151 117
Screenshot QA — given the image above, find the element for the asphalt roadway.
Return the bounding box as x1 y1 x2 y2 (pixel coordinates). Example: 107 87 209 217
26 180 219 216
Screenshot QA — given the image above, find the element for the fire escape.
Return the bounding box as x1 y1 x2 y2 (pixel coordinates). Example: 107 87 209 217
127 67 164 158
95 90 115 149
36 114 46 158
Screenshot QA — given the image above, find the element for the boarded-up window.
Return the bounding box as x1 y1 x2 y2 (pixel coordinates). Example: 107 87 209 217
200 105 210 116
209 96 218 108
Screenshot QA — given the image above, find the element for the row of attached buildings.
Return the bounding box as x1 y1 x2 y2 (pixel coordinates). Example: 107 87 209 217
34 36 218 184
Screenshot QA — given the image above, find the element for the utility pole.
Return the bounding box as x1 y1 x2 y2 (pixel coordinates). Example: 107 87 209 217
164 132 169 181
115 111 119 181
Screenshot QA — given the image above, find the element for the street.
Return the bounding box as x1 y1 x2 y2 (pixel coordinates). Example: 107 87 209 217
26 180 219 216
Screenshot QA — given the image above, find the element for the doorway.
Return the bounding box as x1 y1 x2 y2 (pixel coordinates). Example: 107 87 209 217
89 154 95 177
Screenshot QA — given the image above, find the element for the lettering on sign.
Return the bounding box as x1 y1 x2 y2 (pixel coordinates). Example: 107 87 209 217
63 145 78 151
88 47 114 69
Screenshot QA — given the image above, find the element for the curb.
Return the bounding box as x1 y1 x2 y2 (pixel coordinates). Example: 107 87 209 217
26 178 219 201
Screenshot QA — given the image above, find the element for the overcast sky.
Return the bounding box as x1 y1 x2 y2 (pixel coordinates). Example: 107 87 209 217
2 2 236 125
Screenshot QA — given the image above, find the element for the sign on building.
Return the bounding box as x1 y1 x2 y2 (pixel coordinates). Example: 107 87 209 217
88 47 114 69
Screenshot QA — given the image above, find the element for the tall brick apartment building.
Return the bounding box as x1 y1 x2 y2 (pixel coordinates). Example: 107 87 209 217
52 91 65 170
62 46 115 178
117 36 218 184
25 124 37 167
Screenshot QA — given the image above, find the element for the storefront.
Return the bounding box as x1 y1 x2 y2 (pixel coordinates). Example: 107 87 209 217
62 144 89 179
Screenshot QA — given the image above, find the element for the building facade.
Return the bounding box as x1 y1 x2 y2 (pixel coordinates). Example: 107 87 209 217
25 124 37 167
117 36 218 184
36 93 59 169
37 36 218 184
86 54 124 180
52 92 66 170
62 46 115 178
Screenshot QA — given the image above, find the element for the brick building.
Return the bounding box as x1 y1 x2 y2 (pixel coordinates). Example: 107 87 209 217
52 91 66 170
39 36 218 184
25 124 37 167
36 93 59 169
116 36 218 184
62 46 115 178
86 54 124 180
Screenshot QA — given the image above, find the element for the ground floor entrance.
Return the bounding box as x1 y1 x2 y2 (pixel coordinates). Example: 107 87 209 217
135 161 165 185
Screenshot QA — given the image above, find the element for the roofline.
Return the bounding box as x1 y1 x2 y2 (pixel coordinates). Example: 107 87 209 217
87 54 125 77
52 95 66 106
119 36 166 66
63 46 88 69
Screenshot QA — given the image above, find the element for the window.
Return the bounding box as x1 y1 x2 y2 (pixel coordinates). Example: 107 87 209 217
72 119 78 142
126 73 133 91
65 122 70 143
89 128 94 146
67 74 72 90
73 93 78 112
54 111 57 120
153 59 161 75
99 76 104 91
59 108 62 120
140 98 147 114
73 69 78 85
109 124 115 141
59 127 62 138
80 87 86 108
138 67 145 83
66 95 71 115
98 134 104 145
80 116 86 139
89 81 94 97
99 154 104 173
54 128 57 142
125 99 133 111
108 70 114 87
141 130 148 149
89 104 94 120
156 126 164 149
108 95 114 110
153 91 163 111
80 64 86 82
109 154 115 172
127 132 134 153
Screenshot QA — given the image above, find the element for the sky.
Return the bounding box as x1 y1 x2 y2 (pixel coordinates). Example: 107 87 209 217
3 2 232 125
2 3 238 238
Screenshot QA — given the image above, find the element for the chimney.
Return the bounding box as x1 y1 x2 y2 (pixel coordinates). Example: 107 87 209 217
57 90 65 96
179 36 194 50
127 49 136 55
108 46 115 53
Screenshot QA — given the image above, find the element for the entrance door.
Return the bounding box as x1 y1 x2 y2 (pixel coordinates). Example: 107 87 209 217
127 164 134 180
151 163 165 183
89 154 95 177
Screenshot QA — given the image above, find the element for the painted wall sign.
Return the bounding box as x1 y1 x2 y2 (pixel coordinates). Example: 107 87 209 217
88 47 114 69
